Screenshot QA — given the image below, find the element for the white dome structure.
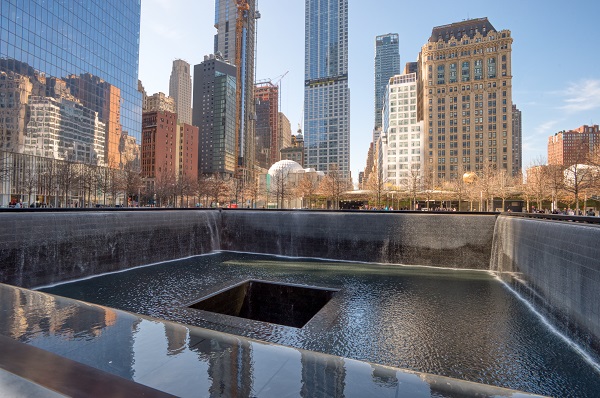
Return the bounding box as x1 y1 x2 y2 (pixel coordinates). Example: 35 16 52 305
268 160 304 177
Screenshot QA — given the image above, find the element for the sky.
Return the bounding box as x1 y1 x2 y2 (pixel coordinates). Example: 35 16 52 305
139 0 600 181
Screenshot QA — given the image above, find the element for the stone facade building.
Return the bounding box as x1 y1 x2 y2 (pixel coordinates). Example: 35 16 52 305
418 18 514 185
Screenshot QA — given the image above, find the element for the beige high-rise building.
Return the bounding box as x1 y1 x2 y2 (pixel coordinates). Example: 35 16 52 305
418 17 514 185
169 60 193 125
278 112 292 156
145 92 175 113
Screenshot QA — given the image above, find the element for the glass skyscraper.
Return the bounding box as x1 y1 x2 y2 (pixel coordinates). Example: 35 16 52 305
304 0 350 179
374 33 400 130
0 0 142 167
214 0 257 181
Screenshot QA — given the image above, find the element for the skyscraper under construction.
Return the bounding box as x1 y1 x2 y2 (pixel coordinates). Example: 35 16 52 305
213 0 259 181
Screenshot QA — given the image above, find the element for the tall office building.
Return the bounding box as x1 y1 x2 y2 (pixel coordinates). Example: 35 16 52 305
192 54 237 177
404 62 418 75
214 0 258 181
0 0 141 162
418 18 514 184
512 104 522 173
141 111 178 180
279 112 292 151
304 0 351 179
281 132 305 167
141 110 199 182
548 125 600 166
374 34 400 129
169 60 193 125
381 73 424 189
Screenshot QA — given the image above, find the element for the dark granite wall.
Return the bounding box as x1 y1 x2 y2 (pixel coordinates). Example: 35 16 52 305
0 210 497 288
0 210 220 288
221 211 497 269
491 215 600 359
2 209 599 361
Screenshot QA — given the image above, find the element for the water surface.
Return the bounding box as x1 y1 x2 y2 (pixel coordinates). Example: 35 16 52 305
41 252 600 397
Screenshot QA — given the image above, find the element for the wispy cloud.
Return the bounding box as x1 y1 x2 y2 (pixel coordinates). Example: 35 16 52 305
560 79 600 113
535 119 562 136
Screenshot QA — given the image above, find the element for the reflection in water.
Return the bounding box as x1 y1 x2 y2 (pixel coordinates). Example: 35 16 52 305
38 252 600 397
0 282 559 397
301 351 346 398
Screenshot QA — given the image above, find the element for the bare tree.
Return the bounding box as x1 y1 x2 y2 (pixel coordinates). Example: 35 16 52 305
243 177 260 209
402 166 422 210
463 173 480 211
154 172 175 207
562 139 597 212
444 174 468 211
122 161 142 207
270 165 294 209
39 157 57 207
296 173 320 209
206 173 231 207
366 163 387 207
545 164 565 212
173 174 195 208
97 165 112 206
56 161 79 207
78 163 99 207
523 159 550 212
564 163 595 212
474 164 496 212
421 170 436 210
195 175 211 207
318 165 351 210
107 167 124 206
21 155 39 207
493 169 517 212
230 177 244 207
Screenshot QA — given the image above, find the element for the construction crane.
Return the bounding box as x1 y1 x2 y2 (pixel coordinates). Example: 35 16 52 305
272 70 288 86
274 71 289 112
234 0 250 175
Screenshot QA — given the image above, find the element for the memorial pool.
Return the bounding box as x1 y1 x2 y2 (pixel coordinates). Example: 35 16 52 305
40 251 600 397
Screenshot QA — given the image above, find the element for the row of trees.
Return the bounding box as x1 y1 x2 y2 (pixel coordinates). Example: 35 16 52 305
365 156 600 212
3 148 600 211
0 151 143 207
1 151 356 209
267 164 353 209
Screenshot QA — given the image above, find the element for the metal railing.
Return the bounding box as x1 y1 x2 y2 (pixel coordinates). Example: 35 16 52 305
502 211 600 224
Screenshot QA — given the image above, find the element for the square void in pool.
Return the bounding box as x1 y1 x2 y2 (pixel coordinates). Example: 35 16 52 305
188 280 338 328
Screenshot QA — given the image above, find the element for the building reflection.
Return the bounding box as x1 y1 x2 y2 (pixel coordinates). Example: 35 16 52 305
300 351 346 398
0 60 124 167
164 323 187 356
0 284 137 379
191 339 254 397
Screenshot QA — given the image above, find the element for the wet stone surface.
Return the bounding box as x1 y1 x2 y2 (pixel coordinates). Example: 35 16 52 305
41 252 600 397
